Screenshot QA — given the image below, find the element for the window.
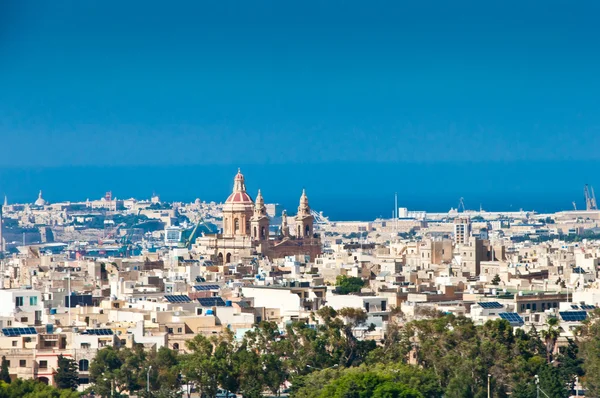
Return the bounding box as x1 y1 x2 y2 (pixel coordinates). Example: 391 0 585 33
80 343 91 349
15 297 23 306
79 359 89 372
19 360 26 367
168 328 173 334
177 328 182 333
173 343 179 350
11 341 17 347
30 296 38 306
78 378 90 385
20 317 28 323
7 321 11 326
39 360 48 369
381 301 387 312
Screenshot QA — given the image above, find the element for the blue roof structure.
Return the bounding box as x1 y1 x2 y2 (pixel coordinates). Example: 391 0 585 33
499 313 524 326
559 311 587 322
2 327 37 336
478 302 503 309
165 295 192 303
193 285 220 291
84 329 114 335
197 297 226 307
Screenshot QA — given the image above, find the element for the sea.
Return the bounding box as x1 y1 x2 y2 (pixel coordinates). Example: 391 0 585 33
0 162 597 221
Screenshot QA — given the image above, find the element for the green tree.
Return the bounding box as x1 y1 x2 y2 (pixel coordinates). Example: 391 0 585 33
334 276 365 295
540 317 560 363
491 274 501 285
577 309 600 396
537 364 568 398
90 345 147 397
180 334 220 398
54 355 79 391
0 356 11 384
0 378 80 398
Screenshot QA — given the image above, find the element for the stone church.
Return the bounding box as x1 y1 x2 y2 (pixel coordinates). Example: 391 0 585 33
194 169 322 264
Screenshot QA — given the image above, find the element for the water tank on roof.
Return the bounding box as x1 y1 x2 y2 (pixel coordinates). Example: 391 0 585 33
206 309 214 316
225 300 232 307
50 308 57 315
46 324 54 334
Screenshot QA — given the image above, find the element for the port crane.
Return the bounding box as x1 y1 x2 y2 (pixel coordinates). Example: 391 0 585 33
584 184 598 210
458 197 466 213
180 216 212 249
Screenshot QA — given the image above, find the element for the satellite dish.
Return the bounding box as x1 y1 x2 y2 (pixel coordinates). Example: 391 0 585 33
55 328 63 333
50 316 55 320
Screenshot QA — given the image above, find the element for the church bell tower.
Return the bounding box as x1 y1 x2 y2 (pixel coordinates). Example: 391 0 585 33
295 189 314 239
250 190 270 241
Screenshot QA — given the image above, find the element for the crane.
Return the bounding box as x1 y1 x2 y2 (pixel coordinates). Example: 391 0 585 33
180 217 213 249
572 201 577 211
584 184 598 210
458 197 466 213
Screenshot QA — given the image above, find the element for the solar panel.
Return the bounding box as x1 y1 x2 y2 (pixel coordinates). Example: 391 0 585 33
499 312 524 326
85 329 114 335
193 285 220 291
197 297 226 307
580 304 596 310
571 305 580 310
2 327 38 336
479 302 503 309
559 311 587 322
165 295 192 303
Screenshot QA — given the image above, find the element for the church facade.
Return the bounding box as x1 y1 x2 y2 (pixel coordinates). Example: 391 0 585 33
194 169 321 264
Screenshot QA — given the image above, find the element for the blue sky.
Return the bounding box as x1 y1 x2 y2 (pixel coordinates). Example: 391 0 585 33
1 0 599 167
1 1 600 218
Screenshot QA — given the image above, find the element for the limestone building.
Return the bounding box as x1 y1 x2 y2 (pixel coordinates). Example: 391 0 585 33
194 169 321 264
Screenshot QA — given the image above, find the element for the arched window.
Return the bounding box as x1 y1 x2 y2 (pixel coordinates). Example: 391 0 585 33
234 218 240 233
226 253 232 263
173 343 180 350
298 226 302 237
79 359 89 372
261 226 266 239
253 226 257 238
305 225 310 237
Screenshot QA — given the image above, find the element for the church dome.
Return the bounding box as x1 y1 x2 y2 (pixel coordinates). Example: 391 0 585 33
225 191 253 204
34 190 47 206
224 168 253 205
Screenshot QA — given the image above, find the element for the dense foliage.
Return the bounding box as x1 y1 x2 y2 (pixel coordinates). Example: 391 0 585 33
54 355 79 391
83 308 600 398
0 379 79 398
335 275 365 295
0 357 10 384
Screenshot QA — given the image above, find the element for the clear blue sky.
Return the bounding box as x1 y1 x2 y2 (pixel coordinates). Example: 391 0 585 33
1 1 600 218
1 0 599 167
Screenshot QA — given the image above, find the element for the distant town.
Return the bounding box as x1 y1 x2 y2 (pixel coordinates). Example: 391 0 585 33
1 170 600 397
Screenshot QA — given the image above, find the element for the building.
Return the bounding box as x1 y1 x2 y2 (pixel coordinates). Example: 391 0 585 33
453 217 472 245
194 169 321 264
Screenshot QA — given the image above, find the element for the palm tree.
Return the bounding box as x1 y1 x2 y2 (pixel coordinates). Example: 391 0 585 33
540 317 560 363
